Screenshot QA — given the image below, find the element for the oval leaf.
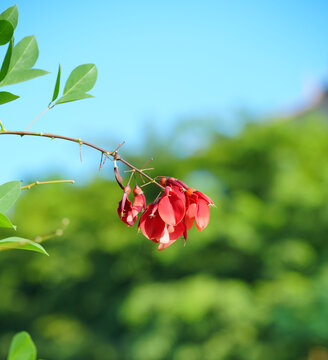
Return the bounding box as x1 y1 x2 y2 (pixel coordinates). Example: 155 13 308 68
55 92 93 105
55 64 97 105
8 331 37 360
0 212 15 229
0 36 48 86
0 181 21 213
0 91 19 105
0 237 48 256
0 19 14 46
1 69 49 86
0 5 18 30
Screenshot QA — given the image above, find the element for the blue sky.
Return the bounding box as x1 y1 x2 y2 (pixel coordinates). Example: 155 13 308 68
1 0 327 184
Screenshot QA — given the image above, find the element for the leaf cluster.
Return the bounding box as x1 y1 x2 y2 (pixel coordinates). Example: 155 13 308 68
0 5 97 108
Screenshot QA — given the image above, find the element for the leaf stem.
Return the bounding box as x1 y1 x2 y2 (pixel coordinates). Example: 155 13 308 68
25 107 50 131
0 130 165 190
0 120 4 131
21 179 75 190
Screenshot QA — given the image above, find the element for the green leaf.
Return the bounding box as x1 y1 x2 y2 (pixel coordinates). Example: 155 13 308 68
55 92 93 104
0 181 22 213
0 91 19 105
7 331 37 360
0 36 49 86
0 237 48 256
0 38 13 82
0 212 15 229
1 69 49 86
0 19 14 46
55 63 97 105
0 5 19 30
51 64 61 102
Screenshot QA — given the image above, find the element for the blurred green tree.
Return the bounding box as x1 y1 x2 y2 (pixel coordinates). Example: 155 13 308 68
1 112 328 360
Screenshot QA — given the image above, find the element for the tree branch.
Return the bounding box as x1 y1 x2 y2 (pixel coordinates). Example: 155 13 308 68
0 130 165 190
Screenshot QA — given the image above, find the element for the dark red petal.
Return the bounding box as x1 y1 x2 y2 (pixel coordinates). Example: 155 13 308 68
167 178 189 190
172 185 186 204
195 199 210 231
194 191 214 205
117 198 134 226
168 221 186 240
139 204 166 239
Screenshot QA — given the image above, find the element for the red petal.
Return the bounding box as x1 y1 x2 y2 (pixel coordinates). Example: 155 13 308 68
131 194 145 218
168 221 186 240
158 239 177 251
139 204 166 239
159 225 170 244
158 189 185 226
194 191 214 205
195 199 210 231
185 202 196 229
117 198 134 226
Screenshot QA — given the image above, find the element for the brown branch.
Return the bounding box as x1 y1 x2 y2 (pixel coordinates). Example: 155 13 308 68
0 130 164 190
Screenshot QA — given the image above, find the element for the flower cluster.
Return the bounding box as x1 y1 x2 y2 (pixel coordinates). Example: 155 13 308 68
117 177 214 251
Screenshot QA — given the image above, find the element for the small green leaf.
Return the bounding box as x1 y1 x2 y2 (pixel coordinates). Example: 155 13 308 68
0 213 15 229
0 38 13 82
0 36 49 86
0 237 48 256
0 91 19 105
7 331 37 360
0 19 14 46
0 5 19 30
1 69 49 86
55 92 93 104
55 64 97 105
51 64 61 102
0 181 22 213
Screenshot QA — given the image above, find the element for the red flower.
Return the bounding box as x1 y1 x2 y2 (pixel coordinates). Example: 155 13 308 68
157 221 187 251
117 176 214 251
161 177 214 232
139 203 187 251
129 185 146 224
118 185 147 226
185 188 211 231
117 185 134 226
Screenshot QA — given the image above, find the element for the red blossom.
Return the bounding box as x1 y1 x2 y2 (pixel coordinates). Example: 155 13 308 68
185 187 211 231
129 185 146 223
117 185 134 226
116 174 214 251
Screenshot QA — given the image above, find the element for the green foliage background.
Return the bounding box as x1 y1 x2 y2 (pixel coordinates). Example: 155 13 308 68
1 112 328 359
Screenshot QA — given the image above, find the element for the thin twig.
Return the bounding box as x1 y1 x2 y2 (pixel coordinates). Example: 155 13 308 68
21 179 75 190
34 218 70 243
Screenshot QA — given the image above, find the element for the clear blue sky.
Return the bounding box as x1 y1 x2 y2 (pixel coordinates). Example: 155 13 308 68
1 0 327 184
